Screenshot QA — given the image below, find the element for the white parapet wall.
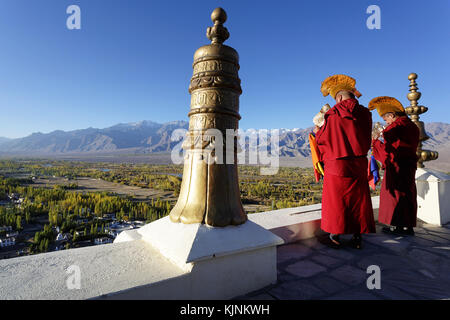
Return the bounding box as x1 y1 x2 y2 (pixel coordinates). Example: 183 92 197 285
115 196 380 246
248 203 322 243
0 197 381 300
247 196 379 244
0 239 188 300
0 217 285 300
416 168 450 226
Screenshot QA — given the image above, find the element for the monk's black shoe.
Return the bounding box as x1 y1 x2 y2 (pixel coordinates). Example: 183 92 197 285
328 234 342 249
398 227 415 236
382 226 393 234
348 234 362 249
382 226 414 236
382 226 400 235
317 233 341 249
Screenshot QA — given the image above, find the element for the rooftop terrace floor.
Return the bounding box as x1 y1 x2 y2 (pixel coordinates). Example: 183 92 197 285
237 222 450 300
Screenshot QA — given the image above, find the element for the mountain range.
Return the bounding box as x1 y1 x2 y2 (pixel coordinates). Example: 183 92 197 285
0 137 11 144
0 120 189 155
0 120 449 163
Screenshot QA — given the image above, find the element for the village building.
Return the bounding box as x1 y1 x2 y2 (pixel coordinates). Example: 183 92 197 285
0 237 16 248
0 226 13 232
94 237 113 245
6 231 19 238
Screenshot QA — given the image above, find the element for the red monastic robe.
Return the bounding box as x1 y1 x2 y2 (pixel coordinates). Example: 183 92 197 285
316 98 376 235
372 116 419 227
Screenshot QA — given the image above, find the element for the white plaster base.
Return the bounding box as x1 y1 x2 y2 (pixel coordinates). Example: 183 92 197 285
416 168 450 226
113 216 283 299
137 217 282 269
99 246 277 300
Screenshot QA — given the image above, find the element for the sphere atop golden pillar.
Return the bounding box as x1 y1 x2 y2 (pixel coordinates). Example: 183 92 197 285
211 7 227 24
207 7 230 44
408 73 417 80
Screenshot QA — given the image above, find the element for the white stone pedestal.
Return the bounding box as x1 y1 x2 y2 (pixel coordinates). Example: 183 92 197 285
114 216 283 299
416 168 450 226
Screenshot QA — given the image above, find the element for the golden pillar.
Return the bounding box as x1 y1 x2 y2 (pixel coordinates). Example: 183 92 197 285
405 73 439 168
169 8 247 227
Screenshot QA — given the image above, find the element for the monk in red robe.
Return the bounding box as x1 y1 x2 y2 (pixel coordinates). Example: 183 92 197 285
315 75 376 249
369 96 419 236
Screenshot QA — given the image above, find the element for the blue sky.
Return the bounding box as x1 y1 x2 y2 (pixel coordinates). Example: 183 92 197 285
0 0 449 138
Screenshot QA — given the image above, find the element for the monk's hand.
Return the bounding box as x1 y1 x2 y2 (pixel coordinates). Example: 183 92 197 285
372 122 384 140
372 130 381 140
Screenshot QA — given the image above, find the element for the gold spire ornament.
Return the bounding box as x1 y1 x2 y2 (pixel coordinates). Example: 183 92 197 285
169 8 247 227
404 73 438 168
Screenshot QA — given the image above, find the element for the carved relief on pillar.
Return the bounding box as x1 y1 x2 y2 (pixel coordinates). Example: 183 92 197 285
189 74 242 93
193 59 237 75
188 113 238 132
190 89 240 112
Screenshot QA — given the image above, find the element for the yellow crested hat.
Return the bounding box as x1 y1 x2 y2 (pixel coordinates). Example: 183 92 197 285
368 96 405 116
321 74 362 99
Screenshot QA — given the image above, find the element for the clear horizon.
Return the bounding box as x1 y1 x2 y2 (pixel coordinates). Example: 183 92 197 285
1 0 449 138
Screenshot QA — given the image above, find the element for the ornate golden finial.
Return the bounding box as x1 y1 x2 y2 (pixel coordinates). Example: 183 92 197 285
407 73 426 112
405 73 438 168
169 7 246 227
206 7 230 44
